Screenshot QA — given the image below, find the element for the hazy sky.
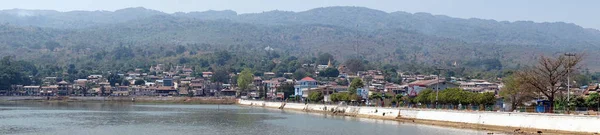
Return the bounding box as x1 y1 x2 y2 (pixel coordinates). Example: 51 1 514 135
1 0 599 29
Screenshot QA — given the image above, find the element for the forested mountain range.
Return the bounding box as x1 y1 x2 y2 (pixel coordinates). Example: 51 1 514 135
0 6 598 78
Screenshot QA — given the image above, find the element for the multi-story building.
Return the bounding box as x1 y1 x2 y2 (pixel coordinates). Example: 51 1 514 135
41 85 58 96
294 77 318 98
23 86 41 96
57 81 72 96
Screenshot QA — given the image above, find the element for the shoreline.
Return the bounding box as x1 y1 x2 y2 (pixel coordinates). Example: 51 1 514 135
0 96 238 104
239 100 596 135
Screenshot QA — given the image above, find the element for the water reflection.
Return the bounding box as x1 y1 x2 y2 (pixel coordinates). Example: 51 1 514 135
0 102 496 135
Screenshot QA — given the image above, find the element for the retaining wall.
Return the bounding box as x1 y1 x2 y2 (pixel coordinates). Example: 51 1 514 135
238 99 600 133
285 103 307 110
264 102 284 108
358 107 400 119
400 109 600 133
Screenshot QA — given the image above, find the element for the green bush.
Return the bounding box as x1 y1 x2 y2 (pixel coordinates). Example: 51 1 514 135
308 92 323 103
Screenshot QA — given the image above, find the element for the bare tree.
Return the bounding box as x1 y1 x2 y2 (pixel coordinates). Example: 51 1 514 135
517 54 583 113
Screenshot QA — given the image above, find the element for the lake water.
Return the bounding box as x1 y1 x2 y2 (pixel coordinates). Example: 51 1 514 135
0 102 495 135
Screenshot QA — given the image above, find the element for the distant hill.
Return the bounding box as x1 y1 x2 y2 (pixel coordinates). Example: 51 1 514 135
0 6 598 71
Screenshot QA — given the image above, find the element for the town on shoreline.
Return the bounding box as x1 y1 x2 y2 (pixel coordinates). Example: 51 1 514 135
1 54 598 115
1 61 500 102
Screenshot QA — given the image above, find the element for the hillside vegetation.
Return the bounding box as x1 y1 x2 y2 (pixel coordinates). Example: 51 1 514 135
0 6 598 78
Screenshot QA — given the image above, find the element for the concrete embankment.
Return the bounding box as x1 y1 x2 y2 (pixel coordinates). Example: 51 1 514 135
0 96 237 104
239 99 599 134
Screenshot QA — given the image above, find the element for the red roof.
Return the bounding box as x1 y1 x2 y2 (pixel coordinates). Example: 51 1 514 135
300 77 316 81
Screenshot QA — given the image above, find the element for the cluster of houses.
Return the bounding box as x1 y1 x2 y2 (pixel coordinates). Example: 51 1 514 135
11 64 235 97
8 62 504 100
286 61 503 102
290 69 502 102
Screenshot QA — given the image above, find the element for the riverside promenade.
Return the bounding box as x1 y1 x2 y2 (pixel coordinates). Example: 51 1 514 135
239 99 600 134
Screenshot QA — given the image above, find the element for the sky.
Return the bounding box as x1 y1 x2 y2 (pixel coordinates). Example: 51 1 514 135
1 0 599 29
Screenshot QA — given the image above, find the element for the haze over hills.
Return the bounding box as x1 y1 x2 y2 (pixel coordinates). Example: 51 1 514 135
0 6 598 72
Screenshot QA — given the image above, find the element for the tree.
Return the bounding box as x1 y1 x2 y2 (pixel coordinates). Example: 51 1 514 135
349 93 361 102
369 93 391 106
586 93 600 109
107 73 122 86
0 56 34 92
319 68 340 77
316 53 334 65
82 82 93 96
330 93 340 102
100 86 106 96
477 92 496 106
348 78 364 94
517 54 583 113
44 41 61 51
187 85 194 97
112 45 135 60
573 74 592 87
308 92 323 103
392 94 404 106
369 93 382 101
211 69 230 83
439 88 462 105
237 68 253 95
259 83 267 98
459 92 475 105
394 94 404 102
344 58 365 73
499 75 534 111
176 45 186 54
277 82 295 99
415 89 434 104
134 79 146 86
178 57 189 64
165 51 176 57
339 93 350 102
293 69 308 80
121 80 131 86
336 79 349 86
213 50 231 65
572 96 587 108
331 92 350 102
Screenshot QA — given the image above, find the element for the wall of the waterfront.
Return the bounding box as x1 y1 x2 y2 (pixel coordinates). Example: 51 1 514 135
399 109 600 133
239 99 600 133
239 100 400 119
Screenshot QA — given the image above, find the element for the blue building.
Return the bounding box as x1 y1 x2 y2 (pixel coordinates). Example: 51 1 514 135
356 87 369 100
294 77 318 98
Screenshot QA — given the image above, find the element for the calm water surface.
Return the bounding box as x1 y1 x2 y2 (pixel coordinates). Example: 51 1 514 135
0 102 497 135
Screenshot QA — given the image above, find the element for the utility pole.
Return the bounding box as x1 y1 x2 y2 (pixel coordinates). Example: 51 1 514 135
565 53 575 113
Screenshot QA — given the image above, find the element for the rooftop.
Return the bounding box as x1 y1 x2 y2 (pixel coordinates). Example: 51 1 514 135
299 77 316 82
57 81 69 84
409 79 445 86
